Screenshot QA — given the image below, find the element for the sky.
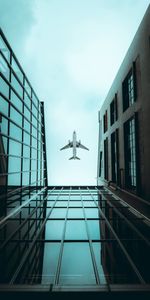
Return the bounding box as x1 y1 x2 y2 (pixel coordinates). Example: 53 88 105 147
0 0 149 185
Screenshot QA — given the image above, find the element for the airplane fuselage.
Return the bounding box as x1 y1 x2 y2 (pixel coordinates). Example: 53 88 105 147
73 131 77 158
60 130 89 160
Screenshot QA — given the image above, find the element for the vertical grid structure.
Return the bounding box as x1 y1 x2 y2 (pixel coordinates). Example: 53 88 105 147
0 186 149 292
0 28 47 191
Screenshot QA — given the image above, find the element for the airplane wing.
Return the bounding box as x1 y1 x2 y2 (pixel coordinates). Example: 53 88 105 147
60 142 73 150
76 142 89 150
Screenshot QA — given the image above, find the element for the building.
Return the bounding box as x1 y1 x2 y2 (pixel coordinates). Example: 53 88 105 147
97 5 150 202
0 27 48 285
0 19 150 300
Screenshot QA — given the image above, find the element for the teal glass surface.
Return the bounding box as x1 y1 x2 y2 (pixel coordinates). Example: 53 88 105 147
0 76 9 98
87 220 101 240
68 208 84 218
85 208 99 218
0 54 9 80
92 243 106 284
0 95 8 115
50 208 66 218
0 35 10 62
45 220 65 240
60 243 96 284
69 201 82 207
65 220 87 240
42 243 61 283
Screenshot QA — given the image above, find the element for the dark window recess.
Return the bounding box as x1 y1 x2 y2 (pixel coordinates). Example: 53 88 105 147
124 117 137 190
104 138 108 180
103 110 108 133
122 62 137 112
110 94 118 125
111 130 119 184
99 151 103 177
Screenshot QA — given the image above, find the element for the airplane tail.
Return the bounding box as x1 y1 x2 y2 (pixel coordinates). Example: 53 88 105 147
69 156 80 160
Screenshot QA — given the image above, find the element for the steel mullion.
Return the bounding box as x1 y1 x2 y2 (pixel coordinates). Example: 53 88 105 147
9 187 63 284
54 187 71 285
88 187 146 284
79 187 101 286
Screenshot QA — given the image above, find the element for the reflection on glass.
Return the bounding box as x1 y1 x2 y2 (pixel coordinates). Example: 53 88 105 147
85 208 99 218
42 243 61 283
0 35 10 62
68 208 84 218
0 76 9 98
12 57 23 83
65 221 87 240
0 54 9 80
69 201 82 207
92 243 106 284
87 221 101 240
45 220 64 240
60 243 96 285
50 208 66 219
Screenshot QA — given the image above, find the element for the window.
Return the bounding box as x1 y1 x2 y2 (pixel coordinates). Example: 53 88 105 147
110 94 118 125
124 116 137 189
99 151 103 177
111 130 119 183
104 138 108 180
103 110 108 133
122 63 136 111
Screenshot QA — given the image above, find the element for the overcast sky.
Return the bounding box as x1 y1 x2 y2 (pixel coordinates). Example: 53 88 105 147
0 0 149 185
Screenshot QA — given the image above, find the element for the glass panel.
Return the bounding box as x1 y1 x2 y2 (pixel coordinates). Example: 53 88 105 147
23 158 30 171
25 79 31 97
60 243 96 285
24 119 30 133
24 105 30 121
83 201 96 207
23 145 30 158
0 115 8 135
22 172 30 185
68 208 84 218
10 106 22 127
32 92 38 107
9 139 21 156
0 135 7 154
87 221 101 240
11 73 23 98
69 201 82 207
0 75 9 98
85 208 99 218
50 208 66 218
45 220 64 240
12 56 23 83
0 35 10 62
24 92 31 109
23 131 30 145
42 243 61 284
65 220 87 240
10 123 22 141
55 201 68 207
10 90 22 112
92 242 106 284
8 173 21 185
8 156 21 173
0 95 9 115
0 53 9 80
70 195 81 200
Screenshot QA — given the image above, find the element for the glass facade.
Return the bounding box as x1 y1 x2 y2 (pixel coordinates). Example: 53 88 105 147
0 186 149 289
0 29 47 191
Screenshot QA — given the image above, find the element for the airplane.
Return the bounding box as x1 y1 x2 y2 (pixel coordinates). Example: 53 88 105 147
60 131 89 160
